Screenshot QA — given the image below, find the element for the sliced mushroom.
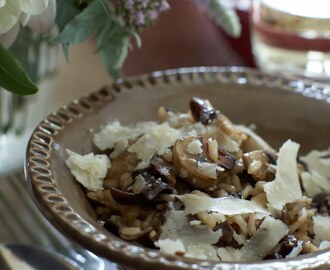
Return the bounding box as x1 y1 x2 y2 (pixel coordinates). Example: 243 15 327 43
172 135 229 189
87 190 120 214
150 155 176 186
228 192 242 199
311 192 330 215
215 221 241 249
111 177 174 205
174 179 194 195
237 171 255 187
104 149 139 189
110 187 147 205
87 191 112 207
130 170 175 200
189 97 219 125
266 234 301 259
242 150 277 181
217 148 236 170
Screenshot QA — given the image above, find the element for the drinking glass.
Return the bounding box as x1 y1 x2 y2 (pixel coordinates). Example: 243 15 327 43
250 0 330 81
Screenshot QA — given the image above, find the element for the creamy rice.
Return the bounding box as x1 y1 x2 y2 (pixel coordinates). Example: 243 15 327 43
66 97 330 262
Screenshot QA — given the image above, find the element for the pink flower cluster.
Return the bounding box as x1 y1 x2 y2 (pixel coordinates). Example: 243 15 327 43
117 0 170 30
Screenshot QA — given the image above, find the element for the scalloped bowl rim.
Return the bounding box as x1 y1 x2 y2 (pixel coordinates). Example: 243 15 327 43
25 67 330 270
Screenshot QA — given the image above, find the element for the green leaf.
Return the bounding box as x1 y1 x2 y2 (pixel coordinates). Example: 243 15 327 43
97 24 130 79
95 20 112 51
132 32 142 48
53 0 114 46
9 27 40 83
62 44 70 62
0 43 38 95
55 0 81 31
208 0 241 38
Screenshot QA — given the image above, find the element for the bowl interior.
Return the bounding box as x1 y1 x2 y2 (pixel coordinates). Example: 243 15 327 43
26 67 330 269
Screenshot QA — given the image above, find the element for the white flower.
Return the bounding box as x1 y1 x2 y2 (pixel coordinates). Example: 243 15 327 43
0 1 21 35
0 23 20 48
27 0 57 34
21 0 49 15
0 0 49 35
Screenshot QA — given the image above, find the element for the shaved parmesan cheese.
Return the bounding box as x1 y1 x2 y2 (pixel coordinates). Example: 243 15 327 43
218 217 289 262
164 112 193 129
313 215 330 245
186 244 219 261
196 162 220 179
233 231 246 246
254 212 270 220
65 149 110 191
179 122 239 153
180 122 208 137
286 241 303 258
128 123 181 169
239 216 289 261
300 149 330 197
319 241 330 249
217 131 240 153
156 239 185 256
301 148 330 179
157 208 223 244
109 139 128 159
301 171 330 197
264 140 303 210
187 139 203 155
217 246 241 262
93 120 156 151
155 207 222 261
177 194 268 215
301 171 323 197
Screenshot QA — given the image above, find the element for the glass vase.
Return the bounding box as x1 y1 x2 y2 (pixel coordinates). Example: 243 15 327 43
0 28 58 175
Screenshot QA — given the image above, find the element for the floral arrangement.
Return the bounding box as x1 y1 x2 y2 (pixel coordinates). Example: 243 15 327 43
0 0 240 95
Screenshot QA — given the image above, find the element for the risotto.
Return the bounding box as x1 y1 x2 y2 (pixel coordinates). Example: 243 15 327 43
65 97 330 262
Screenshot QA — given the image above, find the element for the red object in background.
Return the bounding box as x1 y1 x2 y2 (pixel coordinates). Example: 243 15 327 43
123 0 254 77
222 7 256 67
254 18 330 52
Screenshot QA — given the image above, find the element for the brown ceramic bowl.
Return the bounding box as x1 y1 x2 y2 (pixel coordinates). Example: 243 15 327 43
25 67 330 269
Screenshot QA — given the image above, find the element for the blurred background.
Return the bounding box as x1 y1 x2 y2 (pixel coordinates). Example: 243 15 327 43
54 0 330 108
54 0 253 108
